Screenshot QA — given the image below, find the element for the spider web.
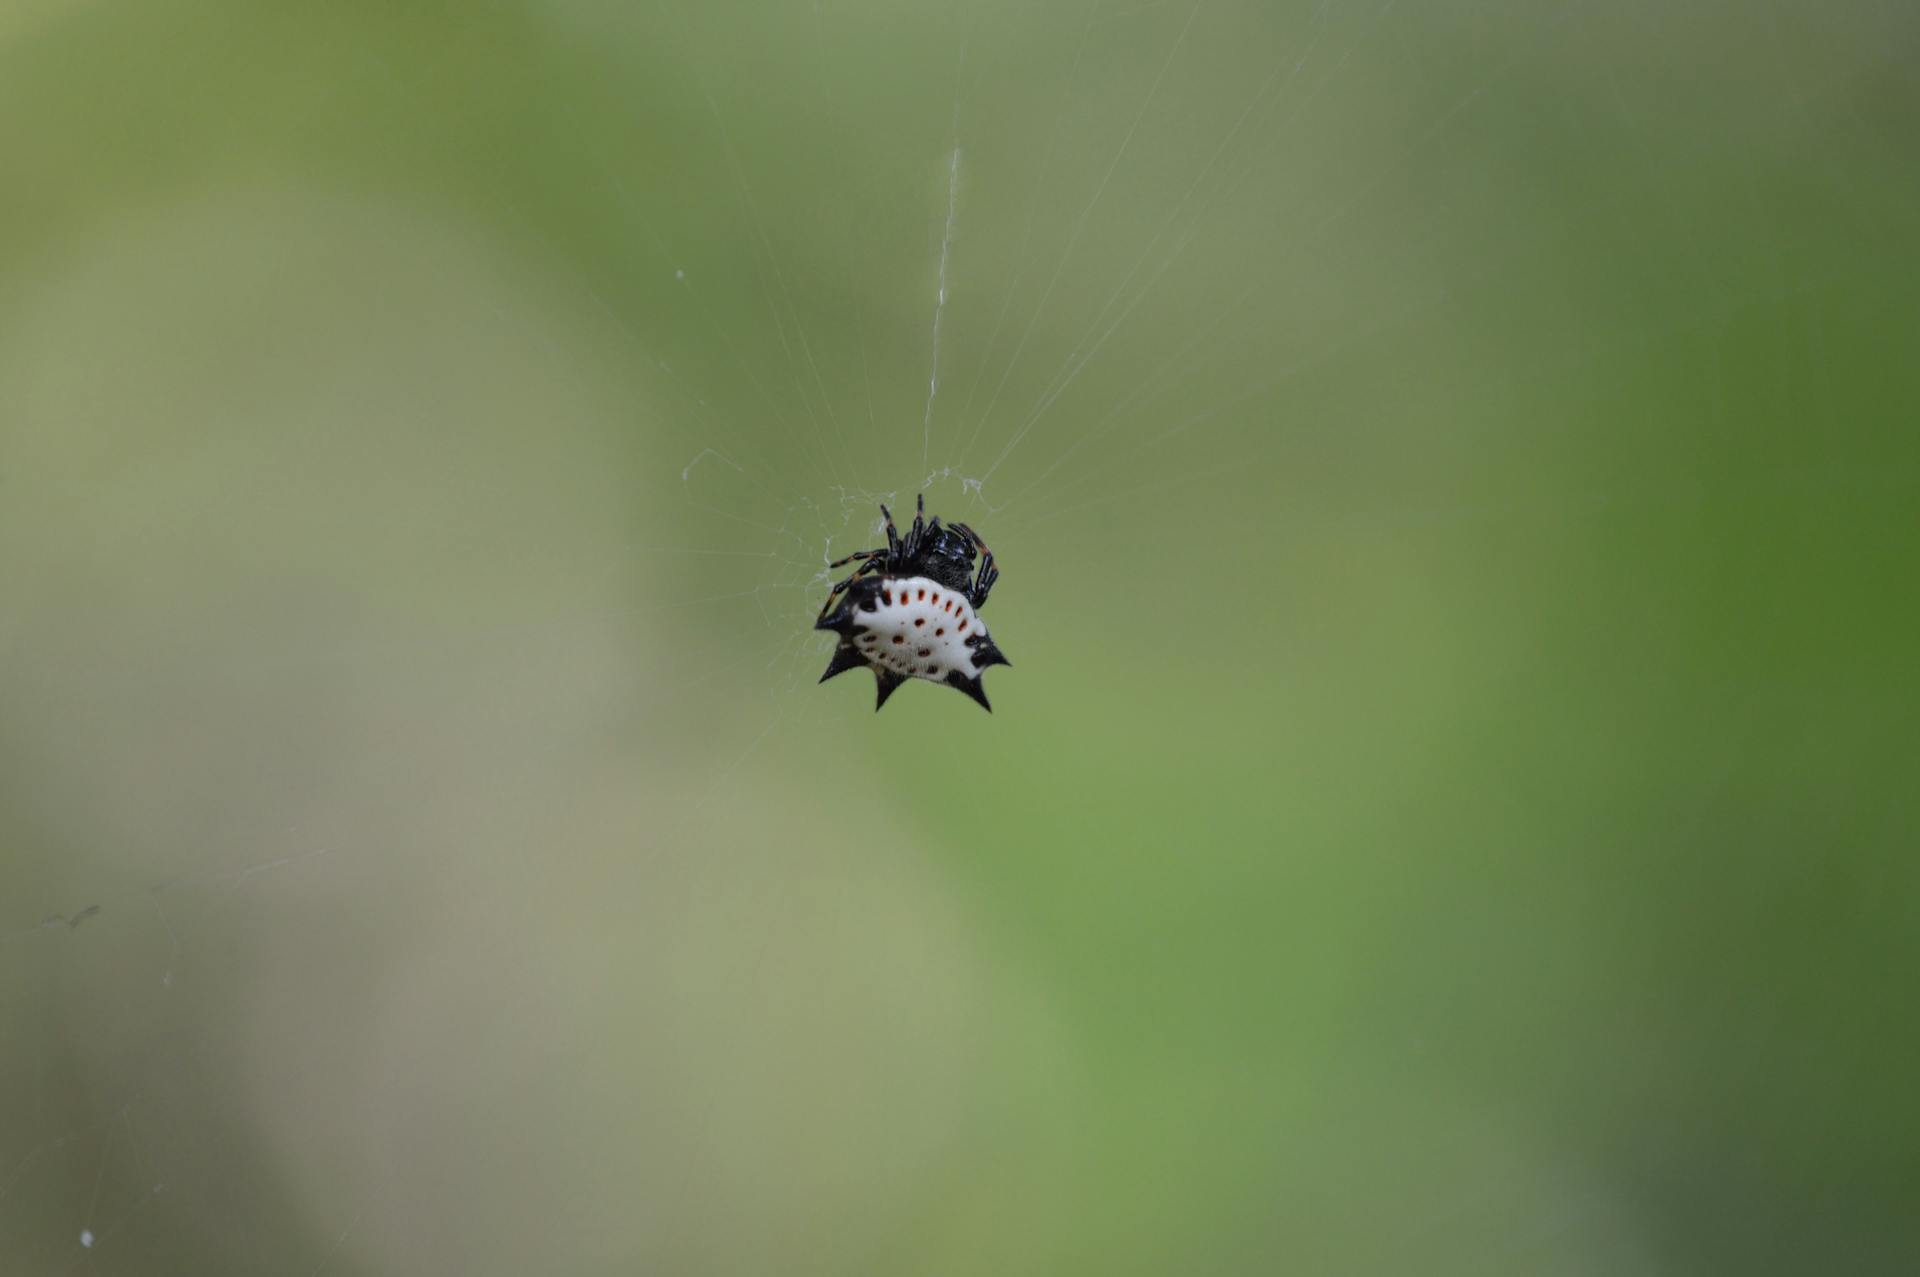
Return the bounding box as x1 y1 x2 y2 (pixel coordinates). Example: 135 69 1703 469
5 0 1919 1273
648 0 1484 733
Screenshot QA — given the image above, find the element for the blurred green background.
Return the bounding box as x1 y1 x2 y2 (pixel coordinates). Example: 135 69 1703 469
3 0 1917 1272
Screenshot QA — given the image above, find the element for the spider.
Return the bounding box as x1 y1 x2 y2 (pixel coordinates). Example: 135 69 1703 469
814 494 1010 711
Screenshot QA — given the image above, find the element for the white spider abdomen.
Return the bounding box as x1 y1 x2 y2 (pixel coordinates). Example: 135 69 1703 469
855 576 990 683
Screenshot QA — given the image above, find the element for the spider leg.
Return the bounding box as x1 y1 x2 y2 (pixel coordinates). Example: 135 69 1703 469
892 493 929 563
971 559 998 610
813 575 856 627
814 558 883 627
878 503 902 568
827 547 886 570
956 524 999 609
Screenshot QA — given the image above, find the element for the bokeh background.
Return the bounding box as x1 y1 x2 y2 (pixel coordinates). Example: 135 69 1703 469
4 0 1917 1272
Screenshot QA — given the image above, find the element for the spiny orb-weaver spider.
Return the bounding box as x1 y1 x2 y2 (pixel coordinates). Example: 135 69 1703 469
814 495 1010 712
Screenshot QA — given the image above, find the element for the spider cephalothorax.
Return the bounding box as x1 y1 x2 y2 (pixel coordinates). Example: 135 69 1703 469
815 495 1010 711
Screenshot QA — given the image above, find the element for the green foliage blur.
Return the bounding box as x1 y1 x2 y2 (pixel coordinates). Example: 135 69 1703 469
2 0 1916 1273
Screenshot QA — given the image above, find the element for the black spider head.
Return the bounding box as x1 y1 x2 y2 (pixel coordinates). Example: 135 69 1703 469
908 522 980 594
